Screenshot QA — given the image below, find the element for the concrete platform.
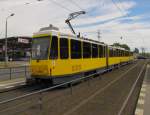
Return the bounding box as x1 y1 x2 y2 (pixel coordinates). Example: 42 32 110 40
0 78 26 92
135 64 150 115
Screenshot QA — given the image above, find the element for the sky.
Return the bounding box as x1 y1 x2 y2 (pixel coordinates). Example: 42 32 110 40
0 0 150 52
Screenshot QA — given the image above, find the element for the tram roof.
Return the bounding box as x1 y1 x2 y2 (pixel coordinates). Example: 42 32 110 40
33 30 107 46
33 30 130 52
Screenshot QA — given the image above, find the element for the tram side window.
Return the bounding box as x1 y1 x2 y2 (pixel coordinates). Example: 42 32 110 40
115 50 118 57
103 46 106 57
126 51 127 56
92 44 98 58
109 48 111 57
112 49 114 57
109 48 113 57
121 50 123 57
112 49 115 57
60 38 68 59
71 39 81 59
99 45 103 58
126 51 128 56
83 42 91 58
122 51 124 57
116 50 118 57
118 50 120 57
120 50 122 57
50 36 58 59
119 50 121 57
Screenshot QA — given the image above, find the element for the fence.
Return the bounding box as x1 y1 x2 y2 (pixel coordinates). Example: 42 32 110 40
0 66 30 81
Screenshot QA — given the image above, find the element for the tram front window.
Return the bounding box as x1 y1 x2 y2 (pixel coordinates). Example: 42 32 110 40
32 37 50 60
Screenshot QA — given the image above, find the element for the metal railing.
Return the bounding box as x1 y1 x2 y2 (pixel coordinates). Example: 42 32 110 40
0 66 30 81
0 67 106 115
0 70 102 104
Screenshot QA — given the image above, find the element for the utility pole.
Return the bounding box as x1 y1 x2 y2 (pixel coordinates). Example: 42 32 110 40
5 13 15 66
141 47 145 57
97 30 101 42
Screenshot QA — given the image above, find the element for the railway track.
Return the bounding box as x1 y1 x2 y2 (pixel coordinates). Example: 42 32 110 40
0 61 135 102
0 60 146 115
0 83 52 102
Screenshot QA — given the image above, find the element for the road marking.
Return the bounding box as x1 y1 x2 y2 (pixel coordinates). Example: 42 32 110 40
138 99 145 105
0 84 5 86
142 83 146 88
0 80 25 87
63 62 139 115
141 87 146 92
5 86 14 89
4 83 25 89
140 92 146 97
135 108 144 115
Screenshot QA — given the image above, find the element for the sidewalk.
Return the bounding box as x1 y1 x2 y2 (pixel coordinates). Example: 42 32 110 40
0 78 26 92
135 64 150 115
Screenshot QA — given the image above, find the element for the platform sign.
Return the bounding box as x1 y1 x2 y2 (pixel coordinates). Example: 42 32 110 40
18 38 29 44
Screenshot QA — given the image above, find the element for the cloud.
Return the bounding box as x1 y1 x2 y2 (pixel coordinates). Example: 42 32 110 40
0 0 149 52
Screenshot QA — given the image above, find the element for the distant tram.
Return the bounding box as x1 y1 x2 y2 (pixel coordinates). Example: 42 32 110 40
30 25 134 84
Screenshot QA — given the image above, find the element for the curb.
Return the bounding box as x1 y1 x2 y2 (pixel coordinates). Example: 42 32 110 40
0 80 26 93
134 64 149 115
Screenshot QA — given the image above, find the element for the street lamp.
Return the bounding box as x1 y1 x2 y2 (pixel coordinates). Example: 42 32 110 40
5 13 15 66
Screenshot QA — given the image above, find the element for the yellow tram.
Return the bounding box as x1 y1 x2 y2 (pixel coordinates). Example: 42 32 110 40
30 26 133 84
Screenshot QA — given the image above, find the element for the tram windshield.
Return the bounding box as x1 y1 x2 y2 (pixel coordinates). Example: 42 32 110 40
32 36 50 60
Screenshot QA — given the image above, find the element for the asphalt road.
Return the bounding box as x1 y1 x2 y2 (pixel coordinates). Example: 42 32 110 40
0 60 147 115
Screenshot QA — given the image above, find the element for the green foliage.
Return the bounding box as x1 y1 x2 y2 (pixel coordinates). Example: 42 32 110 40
134 48 139 53
112 43 130 51
139 52 150 57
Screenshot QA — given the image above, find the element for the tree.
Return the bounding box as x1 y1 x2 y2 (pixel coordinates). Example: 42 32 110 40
112 43 120 47
112 43 130 51
134 48 139 53
121 44 130 51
